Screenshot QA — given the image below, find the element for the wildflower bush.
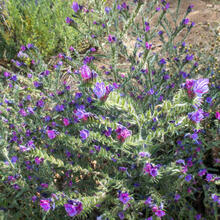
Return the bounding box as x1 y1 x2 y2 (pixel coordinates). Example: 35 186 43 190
0 0 220 219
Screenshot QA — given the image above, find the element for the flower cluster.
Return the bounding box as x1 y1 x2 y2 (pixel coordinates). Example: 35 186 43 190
145 196 166 218
185 78 210 124
115 125 132 142
93 82 113 101
184 78 209 99
64 200 83 217
118 192 131 204
143 163 159 177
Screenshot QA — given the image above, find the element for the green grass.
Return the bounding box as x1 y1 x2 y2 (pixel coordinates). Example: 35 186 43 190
0 0 84 59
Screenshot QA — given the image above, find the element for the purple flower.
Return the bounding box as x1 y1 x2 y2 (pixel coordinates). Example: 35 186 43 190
145 22 150 32
156 7 160 11
64 200 83 217
90 47 96 52
187 4 194 13
40 200 50 212
174 194 181 201
195 214 202 220
108 35 116 43
35 157 44 165
55 104 64 112
211 194 219 203
13 184 20 190
41 183 48 188
148 88 154 95
185 174 192 182
74 109 87 120
8 175 16 182
121 2 128 10
20 45 26 51
145 196 152 206
15 61 23 67
182 18 189 25
144 163 158 177
145 42 152 50
191 133 198 140
144 163 152 173
63 118 70 126
206 173 213 182
11 75 17 81
72 2 80 13
27 43 34 49
45 115 51 122
27 140 35 148
198 169 207 177
19 109 27 117
188 109 204 123
83 56 94 64
94 145 101 152
32 196 37 202
75 92 82 100
64 204 77 217
34 81 42 88
36 99 45 108
163 74 170 80
118 212 125 219
116 126 132 142
155 210 165 217
193 78 209 97
150 168 158 177
162 2 170 11
159 58 166 65
158 30 163 36
93 82 106 99
104 127 112 137
185 54 194 62
11 156 18 163
139 152 150 158
4 71 11 78
19 145 31 152
105 7 111 14
118 192 131 204
47 130 56 139
80 65 92 81
206 97 212 104
27 107 34 114
216 112 220 120
66 17 74 24
119 167 127 172
80 129 89 140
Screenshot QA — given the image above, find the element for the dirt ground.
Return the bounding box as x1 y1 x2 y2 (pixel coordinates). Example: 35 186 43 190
129 0 220 51
169 0 220 44
102 0 220 71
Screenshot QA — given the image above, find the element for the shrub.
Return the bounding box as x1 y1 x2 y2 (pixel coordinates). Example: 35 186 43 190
0 0 90 58
0 0 219 219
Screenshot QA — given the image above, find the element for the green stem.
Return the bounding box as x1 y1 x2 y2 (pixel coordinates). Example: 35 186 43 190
119 1 144 41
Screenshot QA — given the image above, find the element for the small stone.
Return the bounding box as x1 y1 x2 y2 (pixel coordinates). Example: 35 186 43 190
206 4 213 8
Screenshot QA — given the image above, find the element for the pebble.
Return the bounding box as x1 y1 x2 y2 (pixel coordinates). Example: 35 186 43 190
206 4 213 8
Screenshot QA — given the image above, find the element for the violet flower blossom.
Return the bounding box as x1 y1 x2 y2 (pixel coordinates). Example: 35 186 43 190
118 192 131 204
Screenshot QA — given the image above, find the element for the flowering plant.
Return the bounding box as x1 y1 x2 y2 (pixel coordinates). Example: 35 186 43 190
0 0 219 219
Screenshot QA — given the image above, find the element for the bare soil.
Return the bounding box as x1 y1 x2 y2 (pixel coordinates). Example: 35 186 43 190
97 0 220 73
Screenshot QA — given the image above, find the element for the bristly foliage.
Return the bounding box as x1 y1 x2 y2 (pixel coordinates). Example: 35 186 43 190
0 0 219 219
